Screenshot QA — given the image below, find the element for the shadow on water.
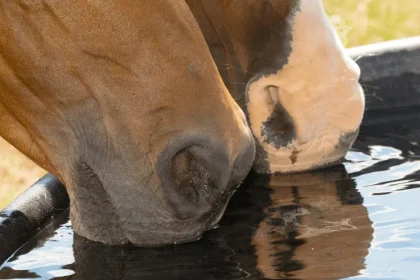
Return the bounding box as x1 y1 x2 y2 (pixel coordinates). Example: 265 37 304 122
0 165 374 280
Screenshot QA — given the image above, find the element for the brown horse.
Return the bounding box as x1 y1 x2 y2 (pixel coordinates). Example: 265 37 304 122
0 0 255 246
187 0 365 174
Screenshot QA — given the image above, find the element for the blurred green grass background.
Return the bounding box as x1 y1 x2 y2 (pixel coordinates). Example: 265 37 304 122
324 0 420 47
1 0 420 209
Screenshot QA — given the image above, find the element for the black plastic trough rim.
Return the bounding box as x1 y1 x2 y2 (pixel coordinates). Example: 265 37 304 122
0 174 69 265
348 36 420 112
0 36 419 265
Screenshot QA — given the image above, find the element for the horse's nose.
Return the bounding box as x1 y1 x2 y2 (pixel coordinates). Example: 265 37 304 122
157 134 255 220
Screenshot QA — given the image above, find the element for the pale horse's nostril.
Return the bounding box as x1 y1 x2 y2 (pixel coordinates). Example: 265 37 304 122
259 85 297 147
268 85 280 104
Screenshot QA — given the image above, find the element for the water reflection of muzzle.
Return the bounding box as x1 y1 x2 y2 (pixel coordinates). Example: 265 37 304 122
70 165 373 280
252 165 374 280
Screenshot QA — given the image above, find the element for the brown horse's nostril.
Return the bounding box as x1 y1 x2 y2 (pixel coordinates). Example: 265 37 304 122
171 146 220 203
158 139 231 220
156 131 255 221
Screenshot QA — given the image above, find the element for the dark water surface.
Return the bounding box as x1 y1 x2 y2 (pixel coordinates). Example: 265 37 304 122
1 108 420 280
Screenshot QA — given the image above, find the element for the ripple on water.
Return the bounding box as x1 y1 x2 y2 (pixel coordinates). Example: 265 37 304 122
0 211 74 279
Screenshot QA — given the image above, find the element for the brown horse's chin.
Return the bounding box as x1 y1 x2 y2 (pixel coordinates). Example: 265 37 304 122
116 182 239 247
67 159 244 247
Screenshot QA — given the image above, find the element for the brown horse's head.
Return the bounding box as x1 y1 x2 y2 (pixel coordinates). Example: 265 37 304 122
188 0 365 173
0 0 255 246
